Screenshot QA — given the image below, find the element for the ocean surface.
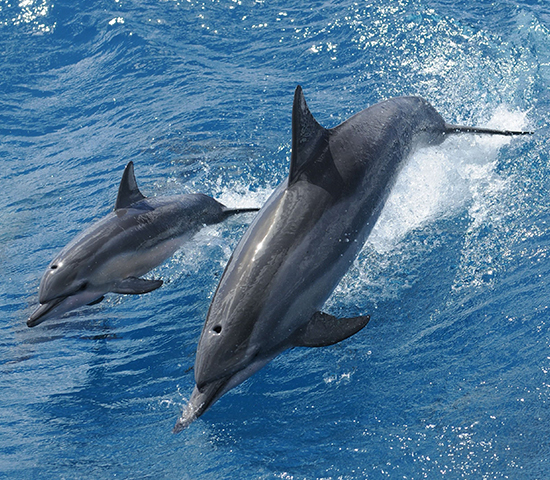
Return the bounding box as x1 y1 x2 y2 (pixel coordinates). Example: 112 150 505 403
1 0 549 478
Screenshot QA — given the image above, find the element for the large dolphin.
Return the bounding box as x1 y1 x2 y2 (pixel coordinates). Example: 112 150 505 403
174 86 532 431
28 162 259 327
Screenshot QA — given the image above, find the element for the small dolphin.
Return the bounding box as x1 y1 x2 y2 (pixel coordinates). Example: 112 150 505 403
28 162 259 327
174 86 532 431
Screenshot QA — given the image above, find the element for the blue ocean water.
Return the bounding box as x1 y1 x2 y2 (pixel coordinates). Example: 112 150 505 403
1 0 549 477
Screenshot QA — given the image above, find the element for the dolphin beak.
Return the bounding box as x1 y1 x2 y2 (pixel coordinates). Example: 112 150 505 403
27 297 67 327
173 379 228 433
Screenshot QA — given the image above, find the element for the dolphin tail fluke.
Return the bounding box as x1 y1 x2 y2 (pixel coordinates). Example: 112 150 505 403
291 311 370 348
445 123 534 136
222 207 261 219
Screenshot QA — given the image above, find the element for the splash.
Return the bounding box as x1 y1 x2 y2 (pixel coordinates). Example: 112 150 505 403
158 106 530 307
213 183 272 213
3 0 54 33
329 105 530 306
368 106 529 253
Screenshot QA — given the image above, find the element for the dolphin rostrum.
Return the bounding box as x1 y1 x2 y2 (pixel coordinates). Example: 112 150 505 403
28 162 259 327
173 86 532 431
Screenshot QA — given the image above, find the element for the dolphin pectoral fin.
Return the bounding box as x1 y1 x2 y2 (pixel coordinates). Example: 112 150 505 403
112 277 163 295
87 296 105 306
292 311 370 348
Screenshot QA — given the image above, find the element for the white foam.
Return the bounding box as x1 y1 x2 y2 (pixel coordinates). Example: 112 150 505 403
327 105 531 306
213 183 273 212
368 106 528 253
7 0 54 33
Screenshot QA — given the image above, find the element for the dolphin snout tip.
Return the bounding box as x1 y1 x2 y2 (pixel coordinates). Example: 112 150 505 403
27 308 46 327
27 297 67 327
173 399 201 433
172 414 196 433
26 317 38 328
173 382 226 433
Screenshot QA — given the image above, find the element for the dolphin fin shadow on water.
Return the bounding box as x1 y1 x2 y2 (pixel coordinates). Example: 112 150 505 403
173 86 533 432
27 162 259 327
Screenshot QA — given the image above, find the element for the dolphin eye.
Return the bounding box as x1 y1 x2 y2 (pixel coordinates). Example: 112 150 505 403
212 325 222 334
50 265 58 270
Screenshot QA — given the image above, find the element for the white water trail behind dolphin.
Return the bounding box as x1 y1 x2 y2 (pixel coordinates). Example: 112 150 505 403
368 105 530 252
331 104 530 307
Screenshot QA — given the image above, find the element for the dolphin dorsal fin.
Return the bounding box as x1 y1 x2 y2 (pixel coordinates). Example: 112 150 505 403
289 86 329 186
114 161 146 210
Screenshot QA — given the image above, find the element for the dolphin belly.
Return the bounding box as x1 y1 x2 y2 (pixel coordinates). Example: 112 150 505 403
88 235 190 286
